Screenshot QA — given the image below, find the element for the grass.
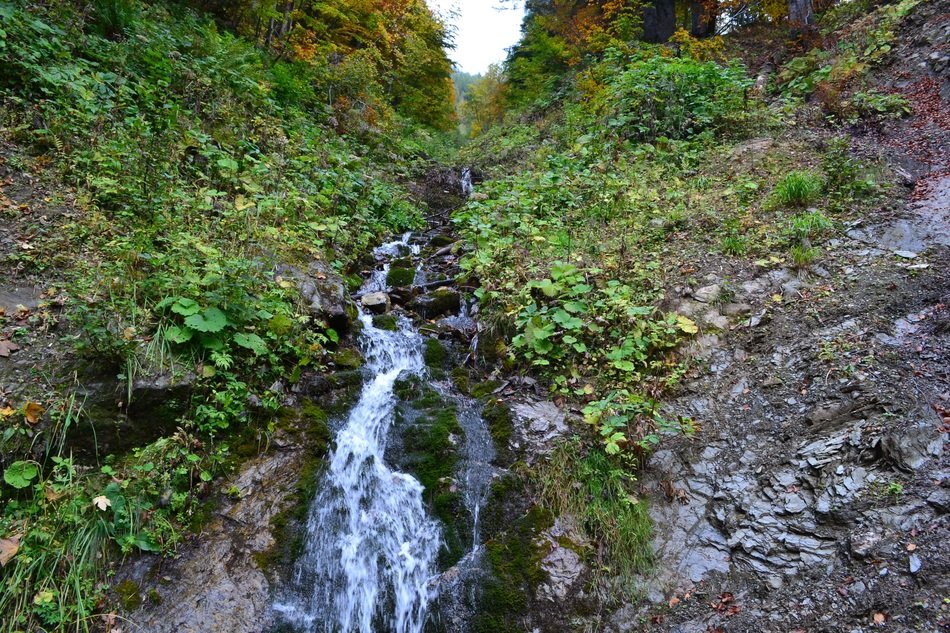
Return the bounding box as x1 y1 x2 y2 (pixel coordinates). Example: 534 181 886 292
538 439 652 593
770 170 823 207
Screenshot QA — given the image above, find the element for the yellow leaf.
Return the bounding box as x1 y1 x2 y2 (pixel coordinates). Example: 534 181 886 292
676 315 699 334
0 406 15 418
23 402 44 425
771 294 783 303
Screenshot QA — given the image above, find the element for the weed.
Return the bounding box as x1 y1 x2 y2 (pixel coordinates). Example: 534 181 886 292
770 171 823 207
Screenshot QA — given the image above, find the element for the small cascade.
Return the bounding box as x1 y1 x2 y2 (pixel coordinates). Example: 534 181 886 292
460 168 474 198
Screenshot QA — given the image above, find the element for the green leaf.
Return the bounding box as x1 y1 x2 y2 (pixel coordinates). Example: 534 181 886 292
170 298 200 316
552 309 584 330
234 333 268 355
185 307 229 333
4 461 38 489
550 262 577 281
166 325 193 344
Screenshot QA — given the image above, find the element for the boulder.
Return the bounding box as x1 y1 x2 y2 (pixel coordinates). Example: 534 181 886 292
280 261 356 334
409 287 461 319
361 292 391 314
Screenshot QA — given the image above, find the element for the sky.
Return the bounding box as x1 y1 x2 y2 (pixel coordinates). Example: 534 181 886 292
426 0 526 75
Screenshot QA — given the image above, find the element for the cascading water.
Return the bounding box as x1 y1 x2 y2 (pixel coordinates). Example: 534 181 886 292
460 168 474 198
274 236 441 633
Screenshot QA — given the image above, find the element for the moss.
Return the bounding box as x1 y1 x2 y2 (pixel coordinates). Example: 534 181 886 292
115 580 142 611
471 380 502 399
451 366 471 395
386 266 416 288
429 233 455 247
333 347 363 369
482 399 514 466
344 274 363 293
372 313 399 331
146 589 162 605
423 336 447 368
398 389 468 568
471 506 553 633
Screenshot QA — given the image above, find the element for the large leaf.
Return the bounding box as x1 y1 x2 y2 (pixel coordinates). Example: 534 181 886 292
234 332 268 355
552 309 584 330
4 461 38 489
170 297 201 316
185 307 229 333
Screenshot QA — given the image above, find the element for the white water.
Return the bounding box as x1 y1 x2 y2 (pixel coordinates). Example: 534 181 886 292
274 235 441 632
460 168 474 197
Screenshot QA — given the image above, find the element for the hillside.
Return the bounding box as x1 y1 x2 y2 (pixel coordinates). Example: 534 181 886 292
1 0 948 632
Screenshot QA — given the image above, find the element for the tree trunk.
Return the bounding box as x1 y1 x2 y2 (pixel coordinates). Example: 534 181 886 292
690 1 717 37
644 0 677 43
788 0 814 30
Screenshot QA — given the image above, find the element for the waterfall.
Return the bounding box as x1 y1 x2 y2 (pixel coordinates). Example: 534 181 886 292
460 168 474 197
274 237 441 633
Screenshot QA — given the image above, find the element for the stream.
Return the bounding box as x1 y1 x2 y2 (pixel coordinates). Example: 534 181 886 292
273 229 494 632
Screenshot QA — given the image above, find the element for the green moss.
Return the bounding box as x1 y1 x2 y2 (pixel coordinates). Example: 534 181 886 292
471 380 501 399
373 313 399 331
451 367 471 395
423 336 447 368
386 266 416 288
333 347 363 369
429 233 455 247
146 589 162 606
482 399 514 466
115 580 142 611
471 506 553 633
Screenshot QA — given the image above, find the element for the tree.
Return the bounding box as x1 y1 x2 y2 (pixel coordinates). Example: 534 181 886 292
788 0 815 30
643 0 676 43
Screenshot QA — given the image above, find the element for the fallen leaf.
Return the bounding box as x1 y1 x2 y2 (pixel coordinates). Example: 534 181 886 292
45 486 64 502
906 543 917 552
873 612 886 625
23 402 44 425
0 535 21 566
0 406 15 417
668 596 680 608
93 495 112 511
0 340 19 358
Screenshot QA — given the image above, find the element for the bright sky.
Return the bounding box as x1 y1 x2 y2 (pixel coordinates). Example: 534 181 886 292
427 0 526 75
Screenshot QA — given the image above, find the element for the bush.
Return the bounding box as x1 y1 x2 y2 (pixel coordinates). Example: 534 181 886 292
604 53 754 143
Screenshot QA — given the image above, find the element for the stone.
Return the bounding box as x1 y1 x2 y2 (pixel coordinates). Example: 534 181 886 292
722 302 753 316
288 261 356 333
361 292 390 314
909 554 922 574
925 487 950 513
538 545 585 601
849 529 882 559
409 287 461 319
881 419 946 471
693 284 721 303
511 400 568 460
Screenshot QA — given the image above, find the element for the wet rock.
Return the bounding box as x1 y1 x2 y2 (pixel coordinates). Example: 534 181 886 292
361 291 391 314
409 287 461 319
386 266 416 288
119 446 306 633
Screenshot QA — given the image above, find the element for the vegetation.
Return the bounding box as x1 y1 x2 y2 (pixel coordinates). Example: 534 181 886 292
0 0 923 627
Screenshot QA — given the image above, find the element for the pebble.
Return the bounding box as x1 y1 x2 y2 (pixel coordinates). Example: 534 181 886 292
909 554 922 574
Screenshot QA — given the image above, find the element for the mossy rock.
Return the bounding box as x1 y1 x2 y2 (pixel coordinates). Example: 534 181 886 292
423 336 447 369
333 347 363 369
472 505 553 633
410 287 460 319
482 399 514 466
373 313 399 331
386 266 416 288
471 380 502 399
451 367 471 395
429 233 455 247
115 580 142 611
